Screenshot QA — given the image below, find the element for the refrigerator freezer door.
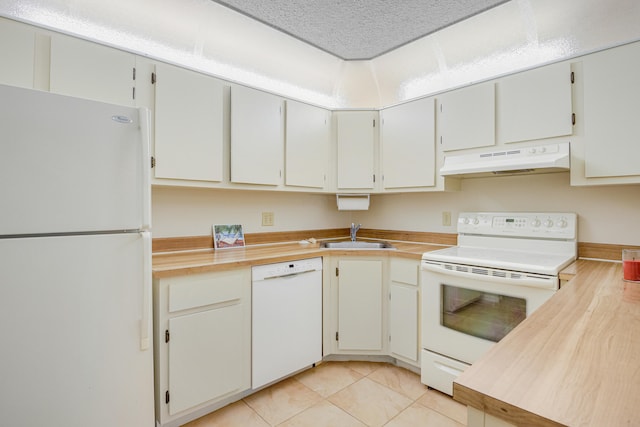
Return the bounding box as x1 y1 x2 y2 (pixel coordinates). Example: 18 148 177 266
0 233 154 427
0 84 149 235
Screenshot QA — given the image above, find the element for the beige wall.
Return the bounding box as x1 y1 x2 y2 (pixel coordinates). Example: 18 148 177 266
152 173 640 245
151 187 349 238
357 173 640 245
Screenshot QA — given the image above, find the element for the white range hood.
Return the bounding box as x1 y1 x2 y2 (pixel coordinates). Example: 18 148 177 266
440 142 570 178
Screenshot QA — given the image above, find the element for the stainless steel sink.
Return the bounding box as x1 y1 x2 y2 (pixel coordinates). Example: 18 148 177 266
320 241 395 249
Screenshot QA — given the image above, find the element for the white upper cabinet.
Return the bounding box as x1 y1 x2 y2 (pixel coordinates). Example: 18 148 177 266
496 62 573 144
381 97 436 189
582 42 640 179
153 62 225 182
438 83 495 151
285 100 329 189
0 18 35 89
49 34 135 106
336 111 377 190
231 86 284 186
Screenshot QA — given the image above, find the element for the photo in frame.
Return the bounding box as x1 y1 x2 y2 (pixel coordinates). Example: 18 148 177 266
212 224 245 249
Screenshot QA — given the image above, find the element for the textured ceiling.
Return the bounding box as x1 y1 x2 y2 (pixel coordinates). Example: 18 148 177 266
210 0 510 60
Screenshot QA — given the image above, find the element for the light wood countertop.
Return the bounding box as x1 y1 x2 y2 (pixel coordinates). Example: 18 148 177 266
152 240 446 278
453 259 640 426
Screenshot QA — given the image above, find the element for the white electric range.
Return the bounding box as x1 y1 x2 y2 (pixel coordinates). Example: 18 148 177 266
420 212 577 395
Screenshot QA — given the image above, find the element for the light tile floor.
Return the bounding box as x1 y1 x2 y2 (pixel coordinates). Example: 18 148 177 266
183 361 466 427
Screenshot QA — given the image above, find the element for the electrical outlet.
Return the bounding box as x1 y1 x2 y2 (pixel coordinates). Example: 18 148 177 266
442 211 452 226
262 212 274 226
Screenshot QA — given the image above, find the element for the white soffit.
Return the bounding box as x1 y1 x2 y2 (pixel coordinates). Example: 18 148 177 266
209 0 509 60
0 0 639 108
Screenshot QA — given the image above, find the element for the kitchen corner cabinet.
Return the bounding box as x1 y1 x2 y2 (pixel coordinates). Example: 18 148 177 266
332 258 385 352
389 258 420 366
335 111 378 190
231 85 284 185
49 34 135 106
437 82 495 152
380 97 436 189
153 62 225 182
580 41 640 182
285 100 330 189
153 268 251 426
496 61 573 144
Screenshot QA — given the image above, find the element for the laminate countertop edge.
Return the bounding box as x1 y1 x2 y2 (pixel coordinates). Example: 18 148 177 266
453 258 640 426
152 240 447 278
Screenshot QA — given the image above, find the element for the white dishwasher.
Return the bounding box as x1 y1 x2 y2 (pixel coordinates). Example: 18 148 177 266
251 257 323 389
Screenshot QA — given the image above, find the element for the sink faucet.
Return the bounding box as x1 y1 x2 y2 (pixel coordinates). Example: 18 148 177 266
350 223 361 241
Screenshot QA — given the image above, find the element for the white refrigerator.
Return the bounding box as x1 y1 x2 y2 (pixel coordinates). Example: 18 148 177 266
0 84 154 426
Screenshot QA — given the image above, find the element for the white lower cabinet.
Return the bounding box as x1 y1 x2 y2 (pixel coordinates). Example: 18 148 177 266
168 305 244 415
467 407 517 427
326 256 387 354
153 268 251 427
389 258 420 365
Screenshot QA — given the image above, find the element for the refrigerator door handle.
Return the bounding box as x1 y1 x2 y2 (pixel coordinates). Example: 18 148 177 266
140 231 152 351
140 108 152 230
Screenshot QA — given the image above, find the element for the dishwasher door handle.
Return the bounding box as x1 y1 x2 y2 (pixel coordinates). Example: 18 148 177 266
263 269 319 280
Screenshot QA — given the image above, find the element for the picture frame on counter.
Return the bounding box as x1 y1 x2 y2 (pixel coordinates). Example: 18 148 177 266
212 224 245 249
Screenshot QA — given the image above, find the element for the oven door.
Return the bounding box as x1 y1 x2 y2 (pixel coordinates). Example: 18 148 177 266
421 260 557 365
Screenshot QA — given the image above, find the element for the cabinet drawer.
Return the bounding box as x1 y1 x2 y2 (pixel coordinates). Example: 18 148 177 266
168 270 246 312
390 258 419 285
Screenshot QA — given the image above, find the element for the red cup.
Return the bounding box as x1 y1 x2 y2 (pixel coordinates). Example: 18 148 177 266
623 250 640 282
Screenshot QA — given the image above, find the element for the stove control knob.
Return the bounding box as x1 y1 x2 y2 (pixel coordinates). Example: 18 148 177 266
544 219 554 228
532 219 541 227
557 219 568 228
462 217 470 225
472 218 480 225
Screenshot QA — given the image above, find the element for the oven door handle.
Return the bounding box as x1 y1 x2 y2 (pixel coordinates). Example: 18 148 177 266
421 262 557 290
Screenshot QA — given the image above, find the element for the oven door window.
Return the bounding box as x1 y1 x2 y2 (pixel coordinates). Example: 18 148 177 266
441 284 526 342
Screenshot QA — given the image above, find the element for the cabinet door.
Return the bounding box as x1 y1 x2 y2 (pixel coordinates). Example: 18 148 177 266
496 62 573 144
336 111 377 189
389 258 419 362
231 86 283 185
50 34 135 106
381 97 435 188
583 42 640 178
438 83 495 151
154 62 224 182
389 283 418 362
0 18 35 88
168 304 245 415
337 259 383 351
285 100 329 188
